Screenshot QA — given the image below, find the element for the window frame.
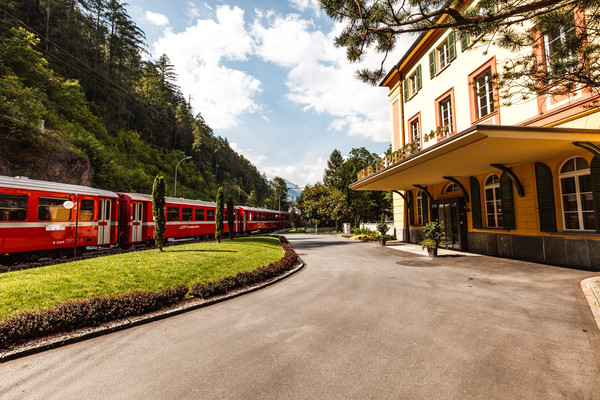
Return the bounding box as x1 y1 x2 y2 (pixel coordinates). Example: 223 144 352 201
468 57 500 124
0 193 28 221
559 156 595 231
484 174 503 228
416 190 424 226
166 206 180 222
79 199 95 222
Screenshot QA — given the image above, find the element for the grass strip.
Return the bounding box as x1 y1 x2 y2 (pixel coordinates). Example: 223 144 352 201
0 237 283 320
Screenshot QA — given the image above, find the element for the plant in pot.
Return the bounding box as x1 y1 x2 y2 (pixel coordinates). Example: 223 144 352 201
419 221 446 257
377 213 389 245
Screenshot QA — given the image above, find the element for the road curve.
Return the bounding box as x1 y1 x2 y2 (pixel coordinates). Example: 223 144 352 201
1 234 599 399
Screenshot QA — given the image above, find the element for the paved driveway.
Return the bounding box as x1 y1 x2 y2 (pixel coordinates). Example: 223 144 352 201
1 234 599 399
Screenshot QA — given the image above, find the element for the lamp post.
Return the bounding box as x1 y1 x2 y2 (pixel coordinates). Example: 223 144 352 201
174 156 192 197
63 193 79 258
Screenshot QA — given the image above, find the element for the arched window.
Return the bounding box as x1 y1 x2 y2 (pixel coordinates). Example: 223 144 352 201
416 190 423 225
484 174 502 228
443 182 460 194
559 157 595 230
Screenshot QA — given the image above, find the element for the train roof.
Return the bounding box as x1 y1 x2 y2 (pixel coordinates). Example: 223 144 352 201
238 206 287 213
0 175 118 198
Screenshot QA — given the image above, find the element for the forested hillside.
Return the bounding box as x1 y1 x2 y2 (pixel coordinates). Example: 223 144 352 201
0 0 272 204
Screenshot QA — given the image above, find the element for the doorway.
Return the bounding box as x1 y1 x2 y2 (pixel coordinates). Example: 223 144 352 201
430 197 468 251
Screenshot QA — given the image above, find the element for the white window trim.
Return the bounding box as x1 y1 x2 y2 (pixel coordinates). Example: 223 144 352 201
484 174 502 228
475 69 495 119
416 190 423 226
559 157 594 231
439 96 454 133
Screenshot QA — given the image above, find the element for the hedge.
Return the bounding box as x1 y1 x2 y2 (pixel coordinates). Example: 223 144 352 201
0 236 299 350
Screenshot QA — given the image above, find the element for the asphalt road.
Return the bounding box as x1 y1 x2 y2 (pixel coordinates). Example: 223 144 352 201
1 234 599 399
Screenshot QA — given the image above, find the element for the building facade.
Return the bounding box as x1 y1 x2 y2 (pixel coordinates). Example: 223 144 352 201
350 12 600 269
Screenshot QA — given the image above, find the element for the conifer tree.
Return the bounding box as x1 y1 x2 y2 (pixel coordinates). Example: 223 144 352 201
215 187 224 243
227 195 235 240
152 175 166 251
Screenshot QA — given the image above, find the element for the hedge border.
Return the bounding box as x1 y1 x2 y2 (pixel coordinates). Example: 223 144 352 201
0 236 299 351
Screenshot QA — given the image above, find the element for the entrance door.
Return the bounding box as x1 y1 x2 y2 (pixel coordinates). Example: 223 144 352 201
431 197 468 251
132 202 143 243
98 198 111 245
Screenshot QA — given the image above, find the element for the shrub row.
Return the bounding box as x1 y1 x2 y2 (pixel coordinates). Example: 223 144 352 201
189 236 299 298
0 236 299 350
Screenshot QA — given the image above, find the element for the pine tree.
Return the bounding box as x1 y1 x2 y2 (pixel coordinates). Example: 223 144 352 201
215 187 224 243
323 149 345 191
227 195 235 240
152 175 166 251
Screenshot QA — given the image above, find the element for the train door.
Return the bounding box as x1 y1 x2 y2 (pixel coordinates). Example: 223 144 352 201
131 202 143 242
98 198 112 245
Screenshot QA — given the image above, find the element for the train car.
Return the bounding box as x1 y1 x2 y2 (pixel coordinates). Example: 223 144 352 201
117 193 242 247
0 176 119 263
238 206 285 234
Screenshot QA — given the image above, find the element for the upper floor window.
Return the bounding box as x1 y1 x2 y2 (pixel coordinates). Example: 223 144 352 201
403 65 422 101
429 31 456 78
439 96 454 133
474 68 495 119
484 174 503 228
410 117 420 143
559 156 595 230
543 13 577 67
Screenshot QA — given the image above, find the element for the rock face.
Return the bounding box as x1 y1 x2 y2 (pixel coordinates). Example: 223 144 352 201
0 145 93 186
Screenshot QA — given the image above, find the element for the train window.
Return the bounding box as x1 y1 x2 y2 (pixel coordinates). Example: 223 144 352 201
167 206 180 221
0 193 28 221
195 208 205 221
38 197 71 221
182 207 193 221
206 209 215 221
79 200 94 222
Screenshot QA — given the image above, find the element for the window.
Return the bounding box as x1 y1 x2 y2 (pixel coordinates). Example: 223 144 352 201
428 32 456 78
559 157 595 230
167 206 180 221
438 40 450 70
439 96 454 133
443 183 460 194
206 209 215 221
484 174 503 228
411 118 420 143
543 13 577 67
416 190 424 226
79 200 94 222
474 68 495 119
182 207 193 221
38 197 71 221
195 208 205 221
0 194 27 221
403 65 422 101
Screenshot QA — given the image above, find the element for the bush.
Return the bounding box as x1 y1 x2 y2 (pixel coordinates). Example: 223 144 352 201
351 227 377 235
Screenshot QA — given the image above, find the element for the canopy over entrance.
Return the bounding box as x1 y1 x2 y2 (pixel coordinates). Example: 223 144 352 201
349 125 600 191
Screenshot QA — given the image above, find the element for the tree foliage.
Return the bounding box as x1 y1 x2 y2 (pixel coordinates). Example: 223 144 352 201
0 1 271 202
319 0 600 100
227 195 235 240
297 183 348 229
152 175 166 251
215 187 224 243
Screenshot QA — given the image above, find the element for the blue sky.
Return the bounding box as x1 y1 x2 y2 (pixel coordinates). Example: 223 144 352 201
125 0 412 189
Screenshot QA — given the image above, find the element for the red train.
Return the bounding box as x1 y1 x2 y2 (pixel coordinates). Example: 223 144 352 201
0 176 292 264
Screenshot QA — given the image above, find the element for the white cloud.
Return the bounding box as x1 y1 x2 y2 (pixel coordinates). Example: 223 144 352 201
151 5 261 129
252 13 393 143
289 0 322 14
262 157 327 187
145 11 169 26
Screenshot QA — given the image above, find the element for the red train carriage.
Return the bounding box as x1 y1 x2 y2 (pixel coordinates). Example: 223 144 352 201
118 193 242 247
0 176 119 263
238 206 288 233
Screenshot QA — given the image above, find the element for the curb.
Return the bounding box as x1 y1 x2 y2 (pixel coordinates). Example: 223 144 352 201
0 260 304 363
581 277 600 331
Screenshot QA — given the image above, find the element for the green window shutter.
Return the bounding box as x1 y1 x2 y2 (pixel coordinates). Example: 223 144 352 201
403 78 409 101
448 30 456 61
469 177 482 229
428 50 436 79
416 64 422 90
422 189 429 223
591 156 600 233
500 172 516 231
408 191 415 226
535 162 557 233
460 32 470 52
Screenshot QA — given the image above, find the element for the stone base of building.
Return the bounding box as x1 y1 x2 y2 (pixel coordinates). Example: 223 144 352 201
468 231 600 270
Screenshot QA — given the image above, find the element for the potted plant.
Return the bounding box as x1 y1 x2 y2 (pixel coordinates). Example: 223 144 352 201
377 213 389 245
419 221 446 257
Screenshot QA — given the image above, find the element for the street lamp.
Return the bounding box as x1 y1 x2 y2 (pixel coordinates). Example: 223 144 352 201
63 193 79 258
174 156 192 197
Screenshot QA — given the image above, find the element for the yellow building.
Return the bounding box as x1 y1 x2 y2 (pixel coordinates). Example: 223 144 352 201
350 14 600 268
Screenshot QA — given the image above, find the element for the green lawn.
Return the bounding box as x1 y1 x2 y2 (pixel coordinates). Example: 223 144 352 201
0 237 283 320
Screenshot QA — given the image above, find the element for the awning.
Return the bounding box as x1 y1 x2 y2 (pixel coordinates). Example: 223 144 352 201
349 125 600 191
